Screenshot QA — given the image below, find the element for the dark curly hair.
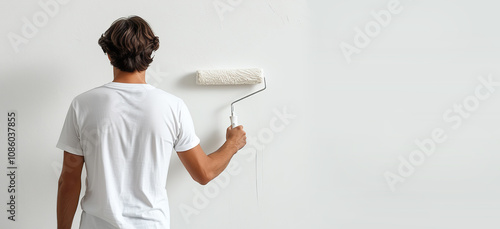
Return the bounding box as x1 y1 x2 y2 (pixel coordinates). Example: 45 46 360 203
98 16 159 72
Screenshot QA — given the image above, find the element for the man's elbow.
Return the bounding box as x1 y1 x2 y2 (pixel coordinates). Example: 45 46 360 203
58 174 80 189
58 176 67 188
193 171 214 185
196 178 210 185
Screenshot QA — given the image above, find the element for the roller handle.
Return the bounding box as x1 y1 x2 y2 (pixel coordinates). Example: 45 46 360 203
230 114 238 128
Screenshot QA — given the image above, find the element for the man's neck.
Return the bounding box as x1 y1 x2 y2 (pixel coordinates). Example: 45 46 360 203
112 67 147 84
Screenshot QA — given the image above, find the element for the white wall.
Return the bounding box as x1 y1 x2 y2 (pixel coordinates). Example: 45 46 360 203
1 0 500 228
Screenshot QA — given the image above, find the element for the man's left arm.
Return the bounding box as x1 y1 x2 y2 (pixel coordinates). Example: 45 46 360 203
57 151 84 229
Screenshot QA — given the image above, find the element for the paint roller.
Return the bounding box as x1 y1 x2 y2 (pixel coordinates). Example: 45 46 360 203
196 68 267 128
197 68 266 202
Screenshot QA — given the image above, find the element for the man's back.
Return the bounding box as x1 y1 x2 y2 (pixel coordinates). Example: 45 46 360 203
57 82 199 228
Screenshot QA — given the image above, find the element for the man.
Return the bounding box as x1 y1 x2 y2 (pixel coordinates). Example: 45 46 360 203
56 15 246 229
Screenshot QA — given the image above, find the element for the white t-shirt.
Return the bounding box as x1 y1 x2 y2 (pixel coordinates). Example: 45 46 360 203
56 82 200 229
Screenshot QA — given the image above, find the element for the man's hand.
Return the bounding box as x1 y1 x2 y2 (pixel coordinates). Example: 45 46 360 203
226 125 246 151
177 125 246 185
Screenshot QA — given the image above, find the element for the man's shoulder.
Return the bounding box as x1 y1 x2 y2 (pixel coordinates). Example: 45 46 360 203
70 83 186 108
148 86 185 104
72 84 109 102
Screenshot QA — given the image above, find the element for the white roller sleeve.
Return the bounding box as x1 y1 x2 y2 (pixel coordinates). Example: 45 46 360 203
196 68 263 85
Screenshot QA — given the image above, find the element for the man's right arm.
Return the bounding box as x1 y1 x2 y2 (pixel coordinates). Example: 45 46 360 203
177 125 246 185
57 151 84 229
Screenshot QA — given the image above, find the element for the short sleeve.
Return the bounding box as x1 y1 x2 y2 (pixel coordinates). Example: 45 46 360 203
174 101 200 152
56 101 84 156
